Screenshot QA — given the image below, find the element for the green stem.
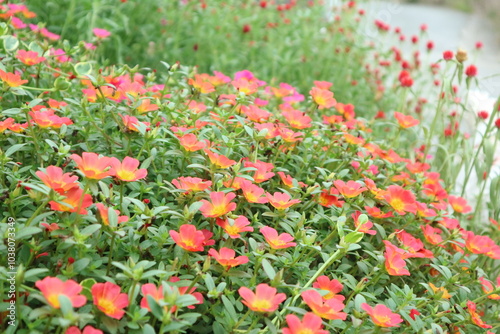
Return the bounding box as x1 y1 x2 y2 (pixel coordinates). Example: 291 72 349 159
106 232 117 276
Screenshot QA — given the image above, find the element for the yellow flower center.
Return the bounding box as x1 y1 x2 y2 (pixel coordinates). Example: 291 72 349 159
47 293 61 308
225 225 240 236
390 198 404 212
252 299 271 312
98 298 117 315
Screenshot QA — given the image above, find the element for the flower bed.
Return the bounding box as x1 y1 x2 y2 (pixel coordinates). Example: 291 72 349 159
0 1 499 334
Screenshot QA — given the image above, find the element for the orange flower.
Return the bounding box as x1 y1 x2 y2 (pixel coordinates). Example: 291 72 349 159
260 226 296 249
383 240 410 276
467 301 492 329
343 133 365 146
448 195 472 214
240 180 268 204
244 159 275 183
478 277 500 300
312 276 345 302
66 325 103 334
394 112 419 128
169 224 207 252
333 180 367 198
0 117 15 132
396 229 433 258
318 188 345 208
49 187 93 215
136 99 159 113
172 176 212 193
421 225 443 245
188 74 215 94
383 185 417 215
0 69 28 87
364 206 393 219
208 247 249 269
301 289 347 320
241 105 271 123
310 87 336 109
352 211 376 235
70 152 114 180
29 109 73 128
216 216 254 238
36 166 79 194
361 303 403 327
91 282 129 320
238 283 286 313
35 277 87 309
16 50 46 66
428 283 452 299
265 192 301 210
199 191 237 218
277 172 306 188
464 231 500 259
282 109 312 129
95 203 129 226
119 114 150 132
204 149 236 168
282 312 329 334
179 133 206 152
232 78 259 95
140 283 164 312
109 156 147 182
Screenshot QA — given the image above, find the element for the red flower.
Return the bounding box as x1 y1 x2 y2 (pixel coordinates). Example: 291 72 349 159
36 166 79 194
467 301 492 329
238 283 286 313
208 247 249 269
478 277 500 300
65 326 103 334
199 191 237 218
49 187 93 215
312 276 345 302
333 180 367 198
465 65 478 77
443 50 454 60
310 87 336 109
383 240 410 276
421 225 443 245
140 283 164 312
265 192 301 210
361 303 403 327
91 282 129 319
204 149 236 168
383 185 417 215
448 195 472 214
318 188 345 208
29 109 73 129
398 70 413 87
394 112 419 128
35 277 87 309
282 312 329 334
0 69 28 87
172 176 212 193
95 203 129 226
352 211 376 235
464 231 500 259
396 229 433 258
216 216 254 238
260 226 296 249
242 24 251 33
240 180 268 204
70 152 114 180
179 133 207 152
301 289 347 320
169 224 207 252
110 156 147 182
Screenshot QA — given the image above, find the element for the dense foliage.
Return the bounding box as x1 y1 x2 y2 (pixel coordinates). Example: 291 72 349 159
0 1 499 334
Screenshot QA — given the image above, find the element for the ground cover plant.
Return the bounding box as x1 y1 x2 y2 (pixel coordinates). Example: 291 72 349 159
0 1 500 334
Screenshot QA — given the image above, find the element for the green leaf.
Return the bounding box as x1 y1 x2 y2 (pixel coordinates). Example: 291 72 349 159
16 227 42 240
80 278 97 299
5 143 27 157
261 258 276 280
221 295 237 324
74 62 93 77
80 224 101 235
142 324 156 334
3 35 19 52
